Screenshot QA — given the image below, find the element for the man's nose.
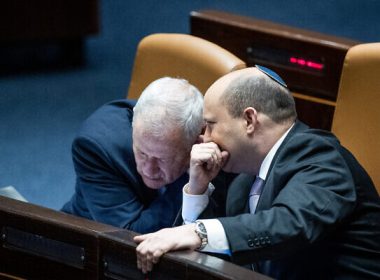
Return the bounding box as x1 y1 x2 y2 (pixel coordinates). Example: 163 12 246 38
142 159 159 176
203 128 212 143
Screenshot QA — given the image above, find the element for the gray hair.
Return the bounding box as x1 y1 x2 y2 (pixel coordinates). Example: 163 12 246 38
132 77 204 146
221 73 297 123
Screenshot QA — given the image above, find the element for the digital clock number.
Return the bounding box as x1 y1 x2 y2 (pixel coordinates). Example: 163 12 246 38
289 56 324 71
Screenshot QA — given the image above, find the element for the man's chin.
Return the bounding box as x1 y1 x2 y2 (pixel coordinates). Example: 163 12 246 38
221 161 233 173
221 160 231 172
143 177 165 189
221 166 230 173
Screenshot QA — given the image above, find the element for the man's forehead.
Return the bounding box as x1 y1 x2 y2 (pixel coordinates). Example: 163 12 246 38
204 83 223 105
135 135 180 155
134 125 184 147
204 80 227 112
204 97 224 122
203 95 216 118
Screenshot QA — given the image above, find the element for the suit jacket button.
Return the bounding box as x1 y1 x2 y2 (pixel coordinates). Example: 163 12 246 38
248 239 254 247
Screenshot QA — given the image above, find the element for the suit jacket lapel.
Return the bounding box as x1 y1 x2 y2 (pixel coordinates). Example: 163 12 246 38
227 121 311 215
226 174 255 216
256 121 309 211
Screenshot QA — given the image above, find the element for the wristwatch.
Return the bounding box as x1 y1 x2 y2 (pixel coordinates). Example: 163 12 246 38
194 220 208 250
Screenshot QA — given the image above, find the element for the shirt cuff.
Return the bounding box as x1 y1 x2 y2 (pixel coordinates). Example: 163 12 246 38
198 219 230 255
182 183 215 224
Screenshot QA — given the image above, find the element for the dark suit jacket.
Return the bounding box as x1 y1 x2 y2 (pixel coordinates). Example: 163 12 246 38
219 121 380 280
62 99 233 234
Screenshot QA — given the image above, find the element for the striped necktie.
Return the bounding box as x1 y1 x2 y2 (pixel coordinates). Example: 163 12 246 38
249 176 264 213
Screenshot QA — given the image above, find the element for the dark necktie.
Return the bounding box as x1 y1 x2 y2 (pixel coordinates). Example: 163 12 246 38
249 176 264 213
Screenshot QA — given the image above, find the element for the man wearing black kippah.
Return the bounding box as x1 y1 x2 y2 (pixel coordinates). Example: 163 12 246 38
134 67 380 280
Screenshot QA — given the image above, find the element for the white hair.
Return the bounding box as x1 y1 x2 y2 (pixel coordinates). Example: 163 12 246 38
132 77 204 146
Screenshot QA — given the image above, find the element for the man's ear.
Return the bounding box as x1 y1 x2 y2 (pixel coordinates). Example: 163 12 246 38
243 107 257 134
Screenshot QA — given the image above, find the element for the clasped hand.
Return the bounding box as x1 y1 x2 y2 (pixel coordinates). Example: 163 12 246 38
188 142 229 194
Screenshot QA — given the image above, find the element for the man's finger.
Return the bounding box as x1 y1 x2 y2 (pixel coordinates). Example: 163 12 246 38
152 248 165 264
134 234 148 243
145 256 153 272
136 258 141 270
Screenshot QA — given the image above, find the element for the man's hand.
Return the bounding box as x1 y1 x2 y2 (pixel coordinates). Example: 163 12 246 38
188 142 229 194
134 224 200 274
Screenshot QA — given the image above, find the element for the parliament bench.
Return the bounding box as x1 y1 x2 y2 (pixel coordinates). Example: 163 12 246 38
0 196 271 280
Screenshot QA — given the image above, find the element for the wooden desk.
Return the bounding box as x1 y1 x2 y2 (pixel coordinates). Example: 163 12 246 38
0 196 271 280
190 10 360 130
0 196 114 279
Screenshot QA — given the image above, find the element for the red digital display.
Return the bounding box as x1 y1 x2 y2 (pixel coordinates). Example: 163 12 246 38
246 46 325 74
290 57 324 70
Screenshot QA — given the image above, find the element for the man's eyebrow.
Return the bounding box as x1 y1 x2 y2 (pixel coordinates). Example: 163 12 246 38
204 119 216 123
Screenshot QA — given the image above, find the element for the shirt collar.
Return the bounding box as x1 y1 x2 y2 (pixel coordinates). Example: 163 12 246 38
258 123 294 180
